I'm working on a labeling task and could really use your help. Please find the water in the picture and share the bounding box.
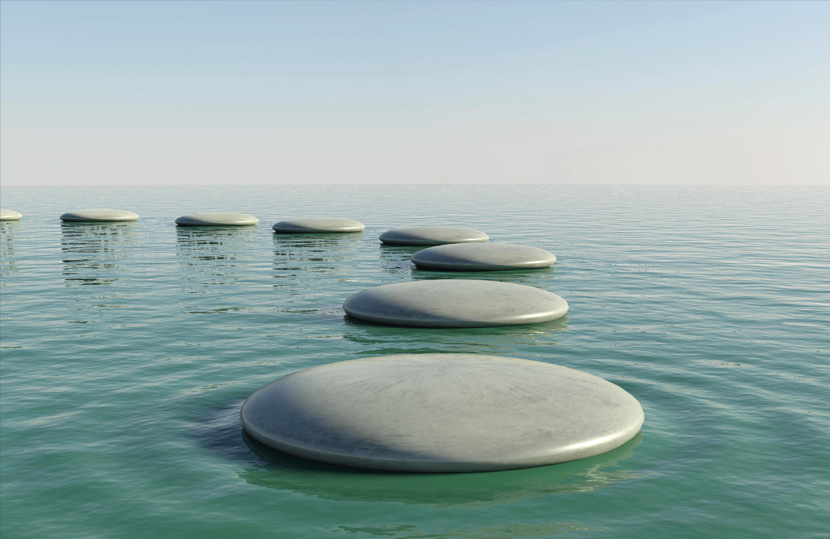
[1,185,828,538]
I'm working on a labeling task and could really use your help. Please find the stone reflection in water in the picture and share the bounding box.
[379,244,421,274]
[1,222,20,280]
[61,222,137,286]
[272,234,363,315]
[239,430,642,507]
[175,226,256,292]
[273,233,362,276]
[340,316,569,357]
[336,521,591,537]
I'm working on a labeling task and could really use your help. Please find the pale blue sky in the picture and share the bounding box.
[1,1,828,186]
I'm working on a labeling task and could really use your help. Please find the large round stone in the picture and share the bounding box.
[60,209,139,222]
[0,209,22,221]
[379,226,488,246]
[343,279,568,327]
[412,243,556,271]
[241,354,644,472]
[273,218,365,233]
[175,212,258,226]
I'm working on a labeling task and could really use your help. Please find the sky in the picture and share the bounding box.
[1,0,828,187]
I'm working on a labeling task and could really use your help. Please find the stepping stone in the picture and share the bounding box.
[412,243,556,271]
[0,209,22,221]
[175,212,258,226]
[60,209,139,222]
[241,353,644,472]
[273,218,365,233]
[379,226,488,246]
[343,279,567,327]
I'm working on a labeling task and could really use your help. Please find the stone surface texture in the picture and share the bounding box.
[411,243,556,271]
[379,226,489,246]
[175,212,258,226]
[241,354,644,472]
[0,209,23,221]
[272,218,365,233]
[60,209,139,222]
[343,279,568,327]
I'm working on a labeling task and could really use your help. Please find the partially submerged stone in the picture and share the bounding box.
[0,209,22,221]
[175,212,258,226]
[343,279,568,327]
[60,209,139,222]
[379,226,488,246]
[241,354,644,472]
[273,218,365,233]
[412,243,556,271]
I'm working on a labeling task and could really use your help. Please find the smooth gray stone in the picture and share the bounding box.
[241,354,644,472]
[412,243,556,271]
[60,209,139,222]
[272,218,365,233]
[175,212,258,226]
[0,209,22,221]
[343,279,568,327]
[379,226,489,246]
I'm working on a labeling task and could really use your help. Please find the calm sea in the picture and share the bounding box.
[1,185,828,538]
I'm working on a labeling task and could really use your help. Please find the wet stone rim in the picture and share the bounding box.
[240,354,644,473]
[175,212,259,226]
[379,226,489,246]
[343,279,568,328]
[411,242,556,271]
[272,218,365,233]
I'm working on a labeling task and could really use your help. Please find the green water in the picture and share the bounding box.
[1,185,828,538]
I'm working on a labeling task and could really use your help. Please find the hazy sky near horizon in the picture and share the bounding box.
[1,1,828,187]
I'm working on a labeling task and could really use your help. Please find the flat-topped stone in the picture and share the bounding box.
[175,212,258,227]
[343,279,567,327]
[379,226,488,246]
[412,243,556,271]
[241,353,644,472]
[273,218,365,234]
[0,209,22,221]
[60,209,139,222]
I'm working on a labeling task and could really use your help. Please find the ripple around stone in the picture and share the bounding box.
[272,218,365,233]
[343,279,568,327]
[240,353,644,472]
[411,243,556,271]
[175,212,259,226]
[379,226,489,246]
[0,209,23,221]
[59,209,139,222]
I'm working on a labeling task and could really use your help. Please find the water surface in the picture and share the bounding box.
[1,185,828,538]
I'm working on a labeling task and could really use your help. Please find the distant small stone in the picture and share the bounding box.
[379,226,488,246]
[273,218,365,233]
[0,209,22,221]
[240,353,644,472]
[175,212,258,226]
[343,279,568,327]
[60,209,139,222]
[412,242,556,271]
